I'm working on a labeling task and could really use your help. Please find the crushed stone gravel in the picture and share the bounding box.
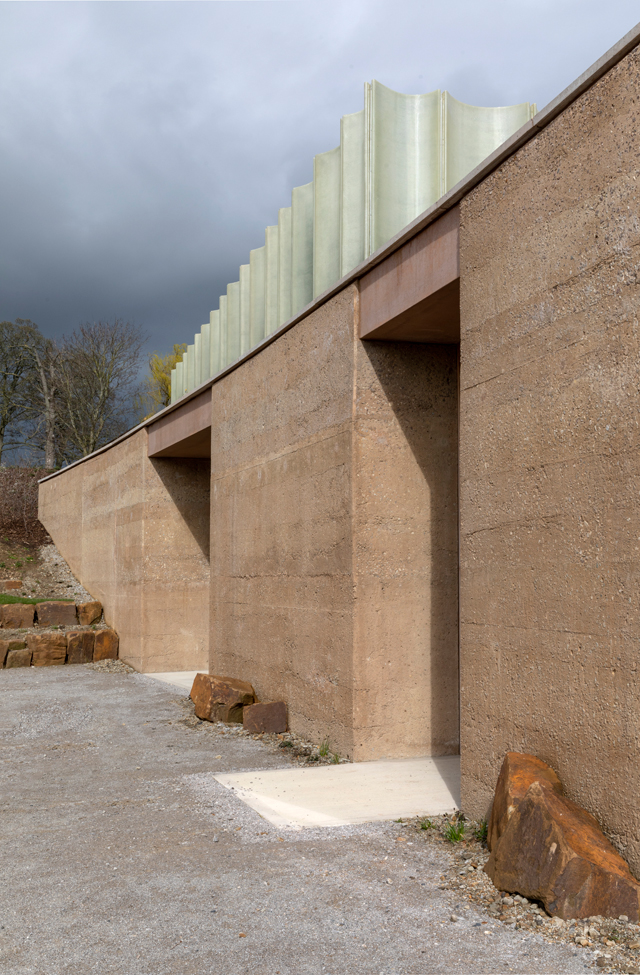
[0,665,598,975]
[400,815,640,974]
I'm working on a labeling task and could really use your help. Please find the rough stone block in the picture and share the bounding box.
[28,632,67,667]
[66,630,95,665]
[243,701,287,734]
[488,751,563,852]
[93,629,119,661]
[76,601,102,625]
[36,601,77,627]
[485,754,640,920]
[0,639,27,666]
[5,648,32,667]
[1,579,23,590]
[190,673,255,723]
[1,603,35,629]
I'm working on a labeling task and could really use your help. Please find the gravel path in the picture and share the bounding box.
[0,667,595,974]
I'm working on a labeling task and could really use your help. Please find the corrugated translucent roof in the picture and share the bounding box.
[171,82,535,402]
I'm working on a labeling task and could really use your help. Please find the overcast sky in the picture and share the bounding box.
[1,0,639,354]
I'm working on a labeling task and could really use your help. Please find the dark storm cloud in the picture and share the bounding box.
[1,0,639,352]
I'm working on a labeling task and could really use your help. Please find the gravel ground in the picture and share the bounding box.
[397,817,639,974]
[0,667,598,975]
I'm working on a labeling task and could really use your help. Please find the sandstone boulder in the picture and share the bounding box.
[77,601,102,625]
[67,630,95,664]
[1,579,23,590]
[5,648,32,667]
[485,754,640,920]
[93,629,119,661]
[487,751,563,851]
[0,639,27,666]
[1,603,35,629]
[190,673,255,723]
[36,601,77,627]
[243,701,287,734]
[28,632,67,666]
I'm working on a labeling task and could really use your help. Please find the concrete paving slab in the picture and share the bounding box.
[143,669,199,692]
[215,756,460,828]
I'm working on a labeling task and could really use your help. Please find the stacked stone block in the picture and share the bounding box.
[0,599,119,668]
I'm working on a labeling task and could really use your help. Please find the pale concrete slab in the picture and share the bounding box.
[143,670,199,692]
[215,755,460,828]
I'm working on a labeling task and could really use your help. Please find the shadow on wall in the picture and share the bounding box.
[150,457,211,561]
[361,340,459,755]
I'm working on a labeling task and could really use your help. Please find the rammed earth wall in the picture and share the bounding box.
[39,287,460,760]
[459,43,640,869]
[210,286,459,760]
[38,25,640,863]
[39,430,210,673]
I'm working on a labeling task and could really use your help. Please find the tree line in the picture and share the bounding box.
[0,318,186,468]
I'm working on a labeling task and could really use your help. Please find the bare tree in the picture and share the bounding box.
[31,340,61,468]
[15,321,63,469]
[56,319,146,459]
[0,319,40,465]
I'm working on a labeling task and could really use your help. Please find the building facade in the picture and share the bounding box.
[40,24,640,872]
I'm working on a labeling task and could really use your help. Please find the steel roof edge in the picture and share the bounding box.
[39,20,640,486]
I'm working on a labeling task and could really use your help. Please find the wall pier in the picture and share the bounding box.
[39,431,210,673]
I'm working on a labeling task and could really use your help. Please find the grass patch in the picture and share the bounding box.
[0,593,74,605]
[444,819,466,843]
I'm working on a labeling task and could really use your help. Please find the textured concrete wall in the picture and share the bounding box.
[210,288,355,752]
[353,339,459,759]
[459,45,640,868]
[211,285,459,759]
[39,430,210,673]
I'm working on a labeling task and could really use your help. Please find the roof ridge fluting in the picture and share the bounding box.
[171,83,535,404]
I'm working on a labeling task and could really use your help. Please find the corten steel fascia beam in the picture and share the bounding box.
[359,206,460,342]
[147,387,211,458]
[38,20,640,486]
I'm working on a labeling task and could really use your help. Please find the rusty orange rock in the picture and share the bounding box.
[1,603,35,629]
[1,579,23,590]
[36,601,77,627]
[28,632,67,666]
[243,701,287,734]
[66,629,95,664]
[487,752,563,852]
[0,638,27,666]
[190,673,255,723]
[485,755,640,920]
[93,629,119,661]
[77,601,102,625]
[5,648,32,667]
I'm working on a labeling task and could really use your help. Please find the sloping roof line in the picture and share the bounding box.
[40,18,640,484]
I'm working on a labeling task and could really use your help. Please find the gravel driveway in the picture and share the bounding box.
[0,666,595,974]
